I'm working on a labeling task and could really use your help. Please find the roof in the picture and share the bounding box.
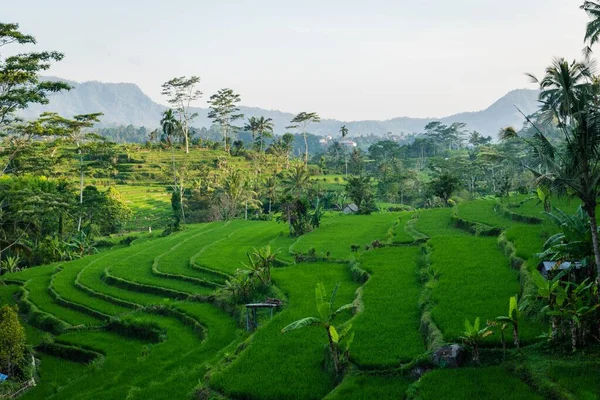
[344,203,359,212]
[245,303,279,308]
[538,260,582,274]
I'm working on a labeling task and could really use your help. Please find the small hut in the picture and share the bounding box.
[245,298,282,331]
[537,260,585,282]
[343,203,359,214]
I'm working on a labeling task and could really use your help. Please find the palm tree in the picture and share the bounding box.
[263,175,278,214]
[244,117,260,150]
[256,117,274,153]
[526,58,591,126]
[282,164,311,197]
[161,109,185,223]
[582,1,600,55]
[502,57,600,281]
[340,125,349,175]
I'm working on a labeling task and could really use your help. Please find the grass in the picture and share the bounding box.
[26,275,102,326]
[2,196,597,399]
[412,366,543,399]
[210,262,360,400]
[390,212,416,244]
[428,234,542,342]
[290,212,398,260]
[351,247,424,367]
[544,361,600,399]
[21,353,91,400]
[325,373,411,399]
[195,220,291,274]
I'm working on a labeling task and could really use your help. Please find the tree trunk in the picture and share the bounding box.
[184,129,189,154]
[513,323,520,349]
[77,151,84,232]
[327,328,340,373]
[268,198,272,214]
[586,204,600,282]
[303,131,308,166]
[245,201,248,220]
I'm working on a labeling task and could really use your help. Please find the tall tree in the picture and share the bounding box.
[0,305,26,377]
[36,112,103,231]
[0,23,70,126]
[289,112,320,166]
[582,1,600,55]
[256,116,274,153]
[340,125,349,175]
[161,109,185,224]
[161,76,202,154]
[244,117,260,150]
[502,56,600,281]
[207,88,244,155]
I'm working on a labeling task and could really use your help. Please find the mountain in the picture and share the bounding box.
[18,77,540,139]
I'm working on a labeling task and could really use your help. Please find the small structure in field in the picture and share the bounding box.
[537,260,584,281]
[245,298,282,331]
[343,203,359,214]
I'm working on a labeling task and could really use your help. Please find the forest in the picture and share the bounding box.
[1,2,600,399]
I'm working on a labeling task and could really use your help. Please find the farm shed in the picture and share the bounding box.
[343,203,359,214]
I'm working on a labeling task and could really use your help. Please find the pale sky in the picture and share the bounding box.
[3,0,591,121]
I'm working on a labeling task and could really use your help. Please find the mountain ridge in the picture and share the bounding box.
[18,77,541,139]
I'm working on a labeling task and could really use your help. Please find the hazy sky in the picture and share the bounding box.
[3,0,591,120]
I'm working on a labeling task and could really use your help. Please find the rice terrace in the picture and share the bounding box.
[2,2,600,399]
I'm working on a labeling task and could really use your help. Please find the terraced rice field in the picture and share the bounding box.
[0,198,586,399]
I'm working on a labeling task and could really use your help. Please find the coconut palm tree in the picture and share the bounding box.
[282,164,312,197]
[526,57,592,126]
[582,1,600,55]
[256,116,274,153]
[263,175,278,214]
[243,117,260,149]
[502,57,600,282]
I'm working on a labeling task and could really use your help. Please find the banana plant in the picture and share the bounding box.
[537,206,595,272]
[459,317,492,364]
[281,282,356,373]
[496,295,523,349]
[241,245,281,286]
[529,269,568,341]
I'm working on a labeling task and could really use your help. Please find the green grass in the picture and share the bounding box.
[545,361,600,399]
[3,196,598,399]
[456,199,515,229]
[290,212,398,260]
[390,212,416,244]
[413,366,543,399]
[195,220,291,274]
[325,373,411,400]
[428,234,542,342]
[21,353,92,400]
[26,275,101,326]
[210,262,359,400]
[23,310,238,400]
[351,247,424,366]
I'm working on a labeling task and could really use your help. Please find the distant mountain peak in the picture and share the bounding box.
[18,77,541,139]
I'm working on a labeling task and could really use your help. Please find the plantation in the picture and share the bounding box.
[2,194,599,399]
[4,5,600,397]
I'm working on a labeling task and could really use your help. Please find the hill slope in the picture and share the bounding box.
[19,77,540,138]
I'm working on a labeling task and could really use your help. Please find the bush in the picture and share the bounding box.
[107,315,166,343]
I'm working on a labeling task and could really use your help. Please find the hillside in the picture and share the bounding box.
[18,78,540,139]
[2,198,597,399]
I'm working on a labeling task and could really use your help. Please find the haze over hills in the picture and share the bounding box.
[18,77,541,139]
